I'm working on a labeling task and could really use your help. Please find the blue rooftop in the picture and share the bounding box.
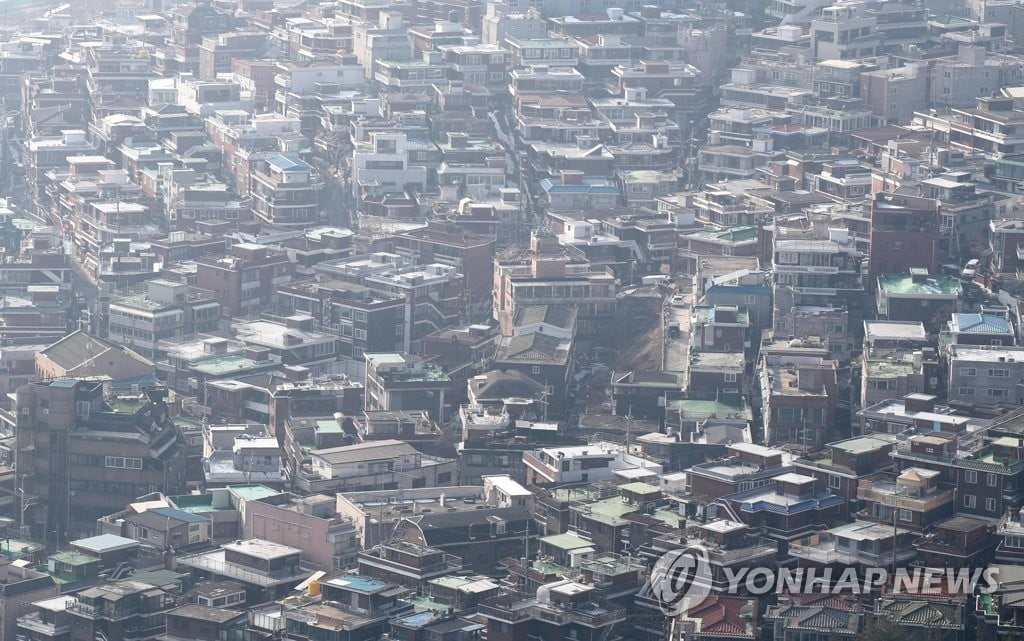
[538,178,619,195]
[951,313,1013,335]
[325,574,392,593]
[266,154,311,172]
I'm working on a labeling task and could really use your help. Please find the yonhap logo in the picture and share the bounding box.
[647,545,713,616]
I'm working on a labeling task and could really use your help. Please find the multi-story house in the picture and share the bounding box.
[794,434,896,519]
[857,467,955,532]
[788,520,917,569]
[876,269,962,334]
[105,279,220,360]
[364,353,452,422]
[477,582,625,641]
[0,561,60,641]
[923,174,994,258]
[176,539,315,604]
[160,604,248,641]
[15,381,186,545]
[351,132,429,199]
[945,311,1016,347]
[392,222,495,303]
[948,345,1024,407]
[690,305,750,354]
[990,218,1024,273]
[249,154,320,227]
[722,472,843,543]
[244,493,359,571]
[493,234,616,336]
[198,32,268,80]
[277,574,411,641]
[233,316,338,375]
[809,2,881,61]
[68,580,178,641]
[759,353,839,449]
[195,242,294,318]
[869,192,942,284]
[686,443,795,501]
[772,223,864,310]
[277,280,406,360]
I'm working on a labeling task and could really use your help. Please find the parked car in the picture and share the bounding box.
[962,258,980,280]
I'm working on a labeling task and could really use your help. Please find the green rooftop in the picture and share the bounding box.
[619,482,660,495]
[830,435,895,455]
[540,532,593,551]
[315,420,344,434]
[581,497,638,525]
[429,576,475,589]
[409,595,449,613]
[877,273,962,297]
[191,354,269,376]
[864,360,917,378]
[51,551,99,567]
[664,398,749,420]
[653,509,684,527]
[229,484,281,502]
[0,537,42,558]
[692,305,750,325]
[132,569,188,588]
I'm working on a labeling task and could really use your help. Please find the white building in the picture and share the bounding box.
[523,443,662,484]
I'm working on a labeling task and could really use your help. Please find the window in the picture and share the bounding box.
[532,365,541,374]
[989,388,1009,398]
[990,369,1010,378]
[395,324,403,336]
[898,509,912,522]
[958,387,976,396]
[988,473,999,487]
[777,252,800,264]
[964,494,977,508]
[960,367,977,376]
[987,498,997,512]
[105,457,143,470]
[825,324,844,334]
[828,474,841,489]
[965,470,978,484]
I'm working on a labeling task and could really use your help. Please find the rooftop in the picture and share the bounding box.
[878,273,962,297]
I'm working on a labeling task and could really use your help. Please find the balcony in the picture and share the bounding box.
[788,539,916,566]
[176,552,317,586]
[857,481,954,512]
